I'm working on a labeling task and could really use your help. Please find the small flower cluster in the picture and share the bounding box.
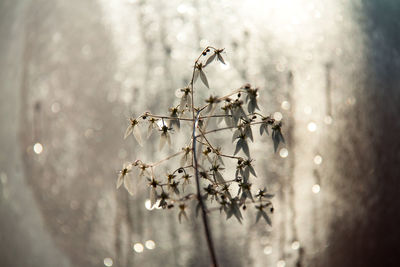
[118,47,285,225]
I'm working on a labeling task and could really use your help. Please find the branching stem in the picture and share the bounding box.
[198,121,264,137]
[192,95,219,266]
[190,46,218,267]
[149,151,184,167]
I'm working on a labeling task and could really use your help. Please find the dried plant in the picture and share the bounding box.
[118,46,285,266]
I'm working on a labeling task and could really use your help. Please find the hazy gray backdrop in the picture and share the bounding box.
[1,0,399,266]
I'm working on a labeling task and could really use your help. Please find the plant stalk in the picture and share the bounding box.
[192,111,219,267]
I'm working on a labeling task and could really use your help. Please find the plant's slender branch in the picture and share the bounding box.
[146,113,195,122]
[192,110,219,267]
[149,151,184,167]
[186,47,220,267]
[199,121,264,137]
[252,112,268,118]
[197,127,217,150]
[219,153,243,160]
[146,113,233,122]
[198,88,243,112]
[194,139,241,160]
[189,45,217,119]
[171,165,194,175]
[216,88,243,102]
[155,188,196,202]
[195,139,210,147]
[206,199,273,213]
[199,114,232,119]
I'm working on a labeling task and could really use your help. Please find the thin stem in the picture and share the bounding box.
[206,199,272,213]
[197,88,243,112]
[197,128,242,161]
[146,113,231,122]
[149,150,184,167]
[192,111,219,267]
[198,121,264,137]
[146,113,194,122]
[218,153,243,160]
[200,114,232,119]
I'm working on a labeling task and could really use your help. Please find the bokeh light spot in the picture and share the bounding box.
[263,245,272,255]
[133,243,144,253]
[281,101,290,110]
[145,240,156,250]
[51,102,61,113]
[314,155,323,165]
[145,199,154,210]
[33,143,43,154]
[279,148,288,158]
[324,115,333,125]
[273,112,283,121]
[307,122,317,132]
[175,88,184,98]
[291,240,300,250]
[103,258,113,267]
[312,184,321,194]
[277,260,286,267]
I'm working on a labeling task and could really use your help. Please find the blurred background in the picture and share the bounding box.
[1,0,399,266]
